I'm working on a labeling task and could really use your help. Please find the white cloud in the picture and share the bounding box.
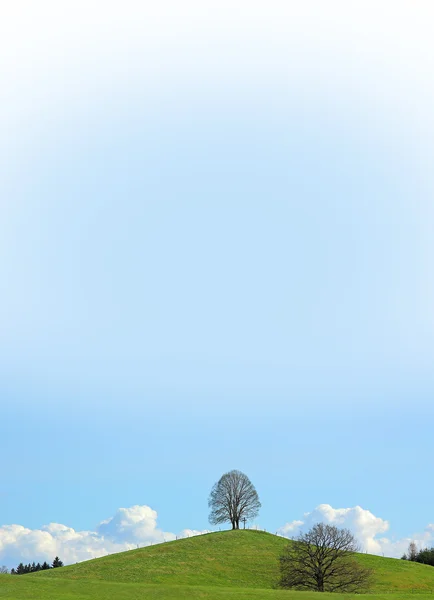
[96,505,174,544]
[178,529,212,539]
[278,504,434,558]
[378,524,434,559]
[0,505,209,569]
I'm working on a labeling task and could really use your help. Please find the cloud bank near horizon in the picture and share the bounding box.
[277,504,434,558]
[0,505,210,568]
[1,503,434,568]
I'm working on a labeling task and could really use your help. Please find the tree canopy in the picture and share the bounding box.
[279,523,372,593]
[208,469,261,530]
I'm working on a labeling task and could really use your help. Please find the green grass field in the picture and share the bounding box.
[1,530,434,599]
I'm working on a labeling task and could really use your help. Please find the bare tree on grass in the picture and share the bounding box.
[407,541,418,561]
[209,470,261,530]
[279,523,373,592]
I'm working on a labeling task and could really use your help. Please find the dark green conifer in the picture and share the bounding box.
[52,556,64,568]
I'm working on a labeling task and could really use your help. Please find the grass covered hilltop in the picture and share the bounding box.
[1,530,434,599]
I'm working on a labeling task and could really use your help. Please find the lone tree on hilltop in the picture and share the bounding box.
[279,523,372,593]
[208,469,261,530]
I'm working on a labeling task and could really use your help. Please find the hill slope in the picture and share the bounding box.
[38,530,286,589]
[33,529,434,591]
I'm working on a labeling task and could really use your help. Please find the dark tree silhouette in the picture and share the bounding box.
[416,547,434,566]
[279,523,372,593]
[208,469,261,530]
[52,556,64,568]
[11,557,63,574]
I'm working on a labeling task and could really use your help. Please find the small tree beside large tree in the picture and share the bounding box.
[208,469,261,530]
[279,523,372,593]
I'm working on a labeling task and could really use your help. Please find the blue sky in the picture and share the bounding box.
[1,0,434,566]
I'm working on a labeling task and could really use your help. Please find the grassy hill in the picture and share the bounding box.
[37,530,287,588]
[1,530,434,599]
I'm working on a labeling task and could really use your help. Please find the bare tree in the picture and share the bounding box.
[0,566,8,574]
[208,470,261,530]
[407,541,418,561]
[279,523,373,593]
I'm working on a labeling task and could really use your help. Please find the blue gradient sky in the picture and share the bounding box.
[1,1,434,561]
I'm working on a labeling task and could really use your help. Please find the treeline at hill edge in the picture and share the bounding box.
[402,541,434,566]
[11,556,64,575]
